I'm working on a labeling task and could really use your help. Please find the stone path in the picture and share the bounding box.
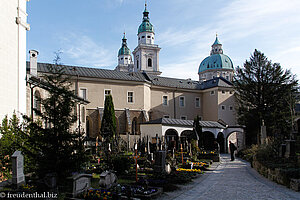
[157,154,300,200]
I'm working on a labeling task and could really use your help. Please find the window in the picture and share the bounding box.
[210,90,215,95]
[230,91,233,94]
[222,90,226,94]
[104,89,111,97]
[179,96,185,107]
[180,116,187,120]
[163,115,170,118]
[34,91,41,112]
[147,36,151,38]
[195,97,200,108]
[136,60,139,69]
[148,58,152,67]
[80,88,87,100]
[142,36,145,38]
[226,75,229,80]
[221,105,226,110]
[163,96,168,106]
[127,91,134,103]
[229,106,233,111]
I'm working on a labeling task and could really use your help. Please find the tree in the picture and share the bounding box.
[193,115,203,148]
[100,94,117,145]
[22,53,87,184]
[233,49,298,145]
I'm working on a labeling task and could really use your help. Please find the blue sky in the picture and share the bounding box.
[27,0,300,81]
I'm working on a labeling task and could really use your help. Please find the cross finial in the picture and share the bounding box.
[216,32,218,37]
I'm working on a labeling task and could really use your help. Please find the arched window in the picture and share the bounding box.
[34,91,41,113]
[148,58,152,67]
[132,117,138,135]
[136,60,139,69]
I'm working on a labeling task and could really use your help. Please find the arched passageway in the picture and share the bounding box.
[203,131,215,150]
[181,130,194,151]
[226,131,244,153]
[165,129,179,151]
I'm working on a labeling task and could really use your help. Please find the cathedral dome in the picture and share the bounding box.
[198,54,233,73]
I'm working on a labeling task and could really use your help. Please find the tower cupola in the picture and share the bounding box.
[137,3,155,45]
[117,32,133,68]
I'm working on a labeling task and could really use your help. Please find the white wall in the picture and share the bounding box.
[0,0,29,120]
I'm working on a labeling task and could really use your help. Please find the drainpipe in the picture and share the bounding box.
[173,87,177,118]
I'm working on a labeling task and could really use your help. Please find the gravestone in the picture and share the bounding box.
[99,171,117,189]
[69,174,92,197]
[154,151,166,172]
[285,140,296,158]
[12,151,25,186]
[260,120,267,144]
[165,164,171,174]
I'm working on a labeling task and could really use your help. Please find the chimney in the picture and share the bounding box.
[29,50,39,76]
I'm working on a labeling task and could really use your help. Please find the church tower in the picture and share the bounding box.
[132,3,161,75]
[115,33,134,72]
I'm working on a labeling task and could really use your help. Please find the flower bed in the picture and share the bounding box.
[176,168,202,173]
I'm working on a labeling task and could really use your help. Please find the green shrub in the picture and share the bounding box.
[112,155,131,175]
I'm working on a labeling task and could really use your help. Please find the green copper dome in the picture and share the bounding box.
[198,54,233,73]
[138,3,154,34]
[138,21,154,34]
[118,34,131,56]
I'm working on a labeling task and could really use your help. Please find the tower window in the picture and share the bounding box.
[147,36,151,38]
[137,60,139,69]
[142,36,145,38]
[148,58,152,67]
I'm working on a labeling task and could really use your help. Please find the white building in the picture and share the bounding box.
[0,0,30,121]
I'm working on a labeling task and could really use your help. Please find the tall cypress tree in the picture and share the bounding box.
[233,49,298,145]
[101,94,116,142]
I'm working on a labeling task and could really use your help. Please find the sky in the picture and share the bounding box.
[26,0,300,81]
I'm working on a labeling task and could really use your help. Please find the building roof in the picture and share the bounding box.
[26,62,232,90]
[212,36,221,46]
[142,118,226,129]
[199,54,234,73]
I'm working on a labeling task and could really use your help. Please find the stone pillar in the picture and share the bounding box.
[12,151,25,186]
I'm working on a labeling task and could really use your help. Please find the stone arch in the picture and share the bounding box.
[180,130,194,151]
[217,132,225,153]
[203,131,215,150]
[132,117,138,135]
[165,129,179,151]
[226,131,244,153]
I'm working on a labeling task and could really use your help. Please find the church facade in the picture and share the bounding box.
[26,3,243,151]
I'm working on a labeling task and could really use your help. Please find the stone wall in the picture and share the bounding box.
[252,160,299,190]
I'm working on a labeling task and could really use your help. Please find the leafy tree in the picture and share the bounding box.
[22,54,88,184]
[233,49,298,145]
[100,94,116,142]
